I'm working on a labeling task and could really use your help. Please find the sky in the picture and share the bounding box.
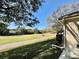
[8,0,78,30]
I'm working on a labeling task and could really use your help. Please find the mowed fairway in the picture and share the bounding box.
[0,33,55,45]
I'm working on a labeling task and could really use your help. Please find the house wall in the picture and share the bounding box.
[65,21,79,58]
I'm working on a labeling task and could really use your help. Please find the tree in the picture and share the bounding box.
[0,0,44,27]
[47,16,63,33]
[0,23,9,35]
[0,0,44,35]
[34,28,39,33]
[48,2,79,32]
[47,16,57,31]
[53,2,79,19]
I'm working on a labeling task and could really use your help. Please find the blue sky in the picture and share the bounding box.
[8,0,78,30]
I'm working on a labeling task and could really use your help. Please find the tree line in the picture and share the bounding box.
[0,27,54,36]
[0,28,42,35]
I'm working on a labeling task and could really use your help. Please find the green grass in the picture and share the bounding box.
[0,38,62,59]
[0,35,36,45]
[0,34,55,45]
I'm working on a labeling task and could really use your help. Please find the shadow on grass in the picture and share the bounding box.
[0,38,62,59]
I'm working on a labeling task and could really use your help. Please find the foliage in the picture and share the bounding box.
[0,0,44,27]
[0,0,44,35]
[26,29,34,34]
[34,28,42,34]
[42,28,52,33]
[47,16,63,32]
[8,28,42,35]
[48,2,79,32]
[0,23,9,35]
[53,2,79,18]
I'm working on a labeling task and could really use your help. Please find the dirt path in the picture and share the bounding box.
[0,33,55,52]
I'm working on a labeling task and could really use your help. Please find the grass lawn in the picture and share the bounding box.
[0,33,55,45]
[0,38,62,59]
